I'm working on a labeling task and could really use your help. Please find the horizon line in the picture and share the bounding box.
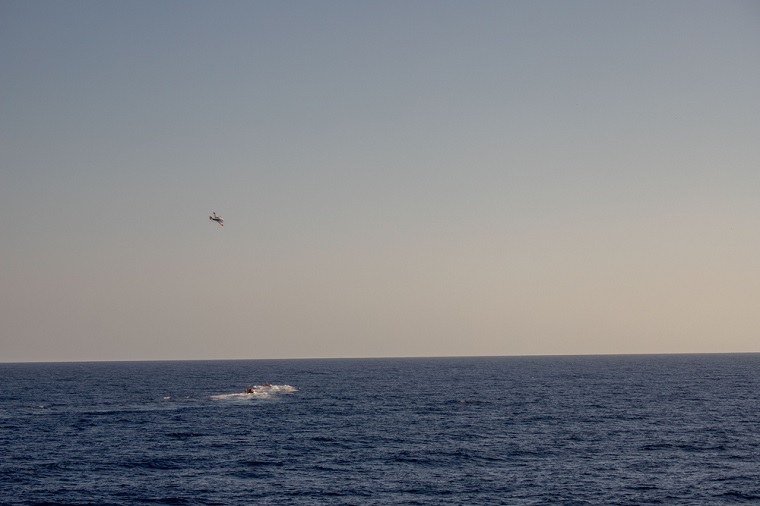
[2,350,759,365]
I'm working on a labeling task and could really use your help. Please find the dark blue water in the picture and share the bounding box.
[2,355,760,505]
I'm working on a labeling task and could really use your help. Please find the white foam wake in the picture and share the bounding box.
[210,384,297,401]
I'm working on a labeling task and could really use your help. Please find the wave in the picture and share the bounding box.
[210,384,297,401]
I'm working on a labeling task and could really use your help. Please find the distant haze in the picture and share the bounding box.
[2,1,759,362]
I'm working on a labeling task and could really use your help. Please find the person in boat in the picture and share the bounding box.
[245,387,254,394]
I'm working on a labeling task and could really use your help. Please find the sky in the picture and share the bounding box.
[1,1,759,362]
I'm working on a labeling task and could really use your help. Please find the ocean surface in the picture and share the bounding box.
[2,355,759,505]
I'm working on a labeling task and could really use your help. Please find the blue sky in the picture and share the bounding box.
[2,1,759,361]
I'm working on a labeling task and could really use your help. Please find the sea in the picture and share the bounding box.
[1,354,759,505]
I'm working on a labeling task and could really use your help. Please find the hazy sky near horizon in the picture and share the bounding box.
[2,1,759,362]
